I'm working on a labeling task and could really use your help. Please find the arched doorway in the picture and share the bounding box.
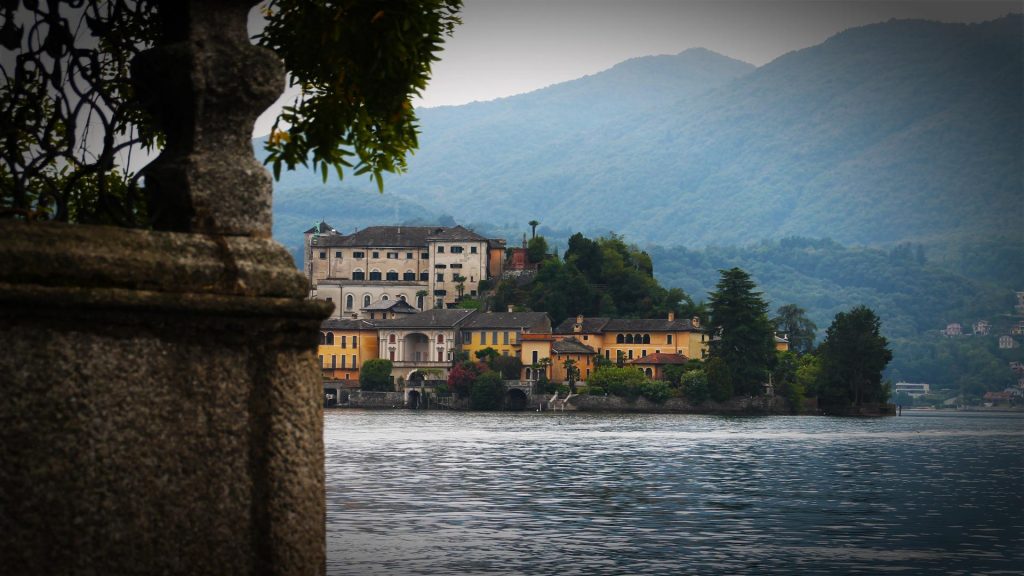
[506,388,528,411]
[408,389,421,409]
[409,371,425,384]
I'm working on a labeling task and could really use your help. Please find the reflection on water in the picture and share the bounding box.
[325,411,1024,575]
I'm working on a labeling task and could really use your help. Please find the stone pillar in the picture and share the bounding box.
[0,1,329,574]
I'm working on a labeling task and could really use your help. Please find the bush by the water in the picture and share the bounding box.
[470,371,505,410]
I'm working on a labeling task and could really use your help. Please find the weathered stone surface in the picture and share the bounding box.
[0,221,331,575]
[133,0,284,236]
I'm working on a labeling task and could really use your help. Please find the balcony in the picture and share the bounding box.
[391,360,451,369]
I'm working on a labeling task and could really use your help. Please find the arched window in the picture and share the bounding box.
[634,334,643,344]
[437,334,444,344]
[642,334,651,344]
[645,368,652,377]
[369,269,382,281]
[319,332,326,345]
[326,332,335,345]
[345,294,354,310]
[386,270,399,281]
[625,334,634,344]
[403,271,416,281]
[616,334,625,344]
[352,268,365,280]
[363,295,371,308]
[382,295,389,301]
[398,294,407,301]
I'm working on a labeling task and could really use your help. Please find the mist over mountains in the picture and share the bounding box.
[272,14,1022,253]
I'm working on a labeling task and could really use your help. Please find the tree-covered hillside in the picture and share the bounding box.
[269,15,1021,253]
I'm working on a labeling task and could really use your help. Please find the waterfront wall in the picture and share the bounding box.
[565,394,792,414]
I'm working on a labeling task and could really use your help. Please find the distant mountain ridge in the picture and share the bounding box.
[270,14,1021,254]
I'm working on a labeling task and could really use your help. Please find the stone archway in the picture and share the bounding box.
[408,389,422,409]
[506,388,528,411]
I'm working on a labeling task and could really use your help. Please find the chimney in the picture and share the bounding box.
[574,314,583,333]
[668,311,675,322]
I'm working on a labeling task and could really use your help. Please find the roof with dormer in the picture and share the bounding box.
[553,316,701,334]
[461,311,551,332]
[361,299,419,313]
[375,309,477,329]
[321,318,378,331]
[551,337,597,355]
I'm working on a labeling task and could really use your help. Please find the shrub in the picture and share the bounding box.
[639,380,671,404]
[587,386,606,396]
[680,370,710,404]
[470,371,505,410]
[589,366,646,398]
[359,359,393,391]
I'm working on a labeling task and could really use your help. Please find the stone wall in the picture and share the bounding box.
[565,394,792,414]
[0,220,330,575]
[338,390,407,408]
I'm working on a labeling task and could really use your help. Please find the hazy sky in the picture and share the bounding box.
[253,1,1019,134]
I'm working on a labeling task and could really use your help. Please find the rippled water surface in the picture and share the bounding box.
[325,411,1023,575]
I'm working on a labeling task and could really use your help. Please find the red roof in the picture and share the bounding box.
[627,352,689,365]
[984,391,1013,401]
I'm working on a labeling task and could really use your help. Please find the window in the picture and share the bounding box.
[606,350,610,359]
[583,335,589,340]
[335,251,342,258]
[386,271,399,281]
[341,356,346,368]
[389,334,396,343]
[628,350,634,359]
[625,334,634,344]
[403,271,416,281]
[381,295,389,301]
[451,274,461,282]
[363,295,371,307]
[503,331,509,345]
[330,355,336,368]
[346,295,354,310]
[372,252,379,258]
[492,331,499,345]
[436,273,444,282]
[450,263,462,269]
[420,272,428,281]
[369,270,382,281]
[398,294,406,301]
[437,334,445,344]
[341,335,347,348]
[318,354,323,366]
[667,334,673,344]
[451,246,463,254]
[437,246,445,253]
[643,334,651,344]
[434,290,446,296]
[351,354,356,368]
[470,290,477,296]
[319,332,326,345]
[645,368,653,377]
[319,251,326,259]
[386,252,399,259]
[406,252,413,259]
[641,350,647,357]
[353,251,365,258]
[326,332,335,345]
[470,246,477,254]
[325,297,332,303]
[352,270,365,280]
[435,264,447,269]
[463,332,472,344]
[532,351,539,364]
[616,334,625,344]
[421,252,429,259]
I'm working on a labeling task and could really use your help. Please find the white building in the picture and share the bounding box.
[893,382,931,398]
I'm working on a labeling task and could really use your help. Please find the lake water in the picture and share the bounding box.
[325,410,1023,575]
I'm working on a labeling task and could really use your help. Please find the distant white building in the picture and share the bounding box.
[999,335,1019,349]
[893,382,931,398]
[944,323,962,337]
[973,320,991,336]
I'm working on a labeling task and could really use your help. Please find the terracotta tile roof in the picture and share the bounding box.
[627,352,689,365]
[361,299,418,313]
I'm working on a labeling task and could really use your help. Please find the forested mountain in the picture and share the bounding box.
[270,14,1021,253]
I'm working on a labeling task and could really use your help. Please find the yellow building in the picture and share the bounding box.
[552,312,708,364]
[774,334,790,352]
[318,319,380,385]
[550,337,598,383]
[459,311,551,359]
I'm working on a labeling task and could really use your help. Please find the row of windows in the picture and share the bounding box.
[461,330,514,346]
[344,294,418,310]
[388,334,446,344]
[320,332,360,347]
[319,354,358,369]
[615,334,671,345]
[352,270,425,281]
[436,245,477,254]
[319,251,430,260]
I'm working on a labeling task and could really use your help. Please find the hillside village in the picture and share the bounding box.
[306,221,796,408]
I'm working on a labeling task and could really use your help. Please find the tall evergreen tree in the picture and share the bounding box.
[818,306,893,408]
[707,267,774,396]
[772,304,818,355]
